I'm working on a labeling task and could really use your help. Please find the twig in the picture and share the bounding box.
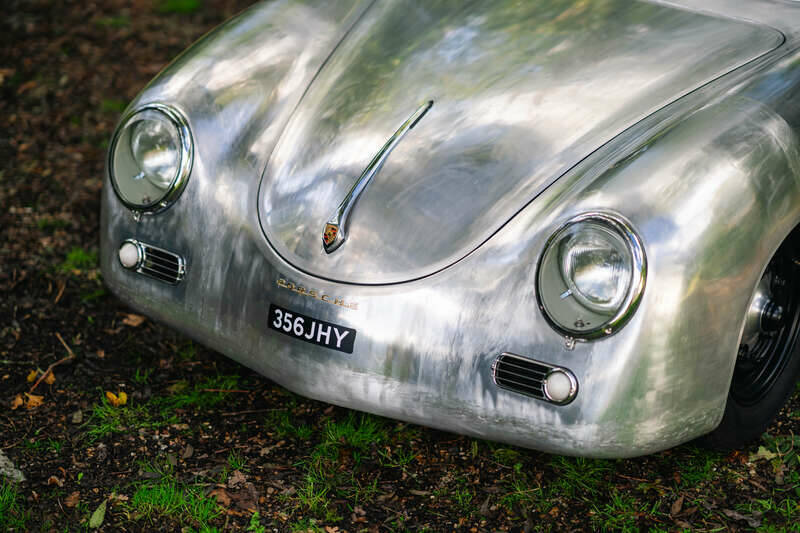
[0,360,32,365]
[220,408,286,416]
[616,473,651,483]
[28,333,76,393]
[54,280,66,304]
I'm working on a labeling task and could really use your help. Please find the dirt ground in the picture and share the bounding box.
[2,1,800,531]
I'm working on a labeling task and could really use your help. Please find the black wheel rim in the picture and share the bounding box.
[732,246,800,406]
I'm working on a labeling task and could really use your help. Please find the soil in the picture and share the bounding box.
[2,1,800,532]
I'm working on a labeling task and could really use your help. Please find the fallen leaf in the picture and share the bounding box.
[671,495,684,516]
[89,500,107,529]
[750,446,777,462]
[181,444,194,459]
[228,470,247,489]
[166,381,188,394]
[122,314,145,327]
[64,491,80,508]
[96,349,105,359]
[722,509,762,528]
[71,409,83,424]
[16,79,37,94]
[47,476,64,487]
[209,488,231,507]
[105,391,127,407]
[26,369,37,382]
[25,393,44,409]
[11,394,23,410]
[44,371,55,385]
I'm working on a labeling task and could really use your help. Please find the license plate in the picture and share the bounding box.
[268,303,356,354]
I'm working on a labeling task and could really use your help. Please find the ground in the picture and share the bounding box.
[2,1,800,531]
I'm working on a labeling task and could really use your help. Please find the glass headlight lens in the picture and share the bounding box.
[559,223,632,313]
[109,104,192,211]
[537,213,645,338]
[129,114,181,189]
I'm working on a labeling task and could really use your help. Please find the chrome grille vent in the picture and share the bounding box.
[492,353,577,404]
[119,239,185,285]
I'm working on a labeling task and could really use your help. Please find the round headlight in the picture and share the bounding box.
[537,213,646,339]
[109,104,192,212]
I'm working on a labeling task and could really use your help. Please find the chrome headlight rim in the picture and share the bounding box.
[536,211,647,340]
[108,102,193,214]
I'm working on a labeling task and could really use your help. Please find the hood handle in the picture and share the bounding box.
[322,100,433,254]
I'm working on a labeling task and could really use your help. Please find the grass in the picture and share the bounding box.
[156,374,241,410]
[547,456,613,499]
[94,15,130,28]
[289,412,390,519]
[86,393,172,441]
[0,478,28,531]
[60,247,98,272]
[22,437,64,455]
[246,512,267,533]
[36,216,69,231]
[125,477,221,527]
[676,446,723,487]
[87,375,240,440]
[133,367,154,385]
[590,489,649,532]
[156,0,201,14]
[101,98,127,112]
[264,409,312,440]
[227,450,248,472]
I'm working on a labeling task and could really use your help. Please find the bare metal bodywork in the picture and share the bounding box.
[101,0,800,457]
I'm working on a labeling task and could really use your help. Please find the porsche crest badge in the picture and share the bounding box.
[323,223,339,249]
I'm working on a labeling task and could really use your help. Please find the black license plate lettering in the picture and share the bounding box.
[268,303,356,354]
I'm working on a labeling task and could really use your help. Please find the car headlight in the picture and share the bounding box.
[537,212,646,339]
[108,103,193,212]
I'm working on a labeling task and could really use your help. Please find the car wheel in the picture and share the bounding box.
[705,230,800,449]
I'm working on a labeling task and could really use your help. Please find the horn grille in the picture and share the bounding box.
[120,239,185,285]
[492,352,577,404]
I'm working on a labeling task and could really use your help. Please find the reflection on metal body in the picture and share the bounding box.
[323,100,433,253]
[100,0,800,457]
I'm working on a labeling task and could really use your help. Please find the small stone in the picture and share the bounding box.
[71,409,83,424]
[0,450,25,483]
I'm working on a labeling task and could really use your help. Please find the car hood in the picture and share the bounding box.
[257,0,781,285]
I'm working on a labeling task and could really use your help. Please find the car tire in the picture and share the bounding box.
[705,229,800,449]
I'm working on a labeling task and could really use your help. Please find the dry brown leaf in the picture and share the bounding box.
[10,394,23,410]
[25,393,44,409]
[122,314,145,327]
[44,371,56,385]
[227,470,247,489]
[671,495,684,516]
[64,491,80,508]
[105,391,127,407]
[209,488,231,507]
[47,476,64,487]
[96,349,106,359]
[26,369,38,382]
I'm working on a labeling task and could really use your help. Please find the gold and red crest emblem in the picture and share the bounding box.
[323,223,338,247]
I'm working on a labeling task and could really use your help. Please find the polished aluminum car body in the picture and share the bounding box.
[101,0,800,457]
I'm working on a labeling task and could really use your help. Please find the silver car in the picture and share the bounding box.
[101,0,800,457]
